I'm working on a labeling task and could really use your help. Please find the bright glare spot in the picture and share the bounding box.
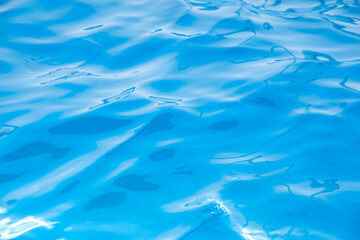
[0,216,54,239]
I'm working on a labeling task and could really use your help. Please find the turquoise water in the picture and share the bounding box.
[1,0,360,239]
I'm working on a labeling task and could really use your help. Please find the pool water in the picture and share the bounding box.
[1,0,360,239]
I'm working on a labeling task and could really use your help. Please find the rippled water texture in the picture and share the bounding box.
[1,0,360,239]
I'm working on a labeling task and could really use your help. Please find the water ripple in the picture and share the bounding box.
[1,0,360,239]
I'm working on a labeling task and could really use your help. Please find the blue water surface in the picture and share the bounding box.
[1,0,360,239]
